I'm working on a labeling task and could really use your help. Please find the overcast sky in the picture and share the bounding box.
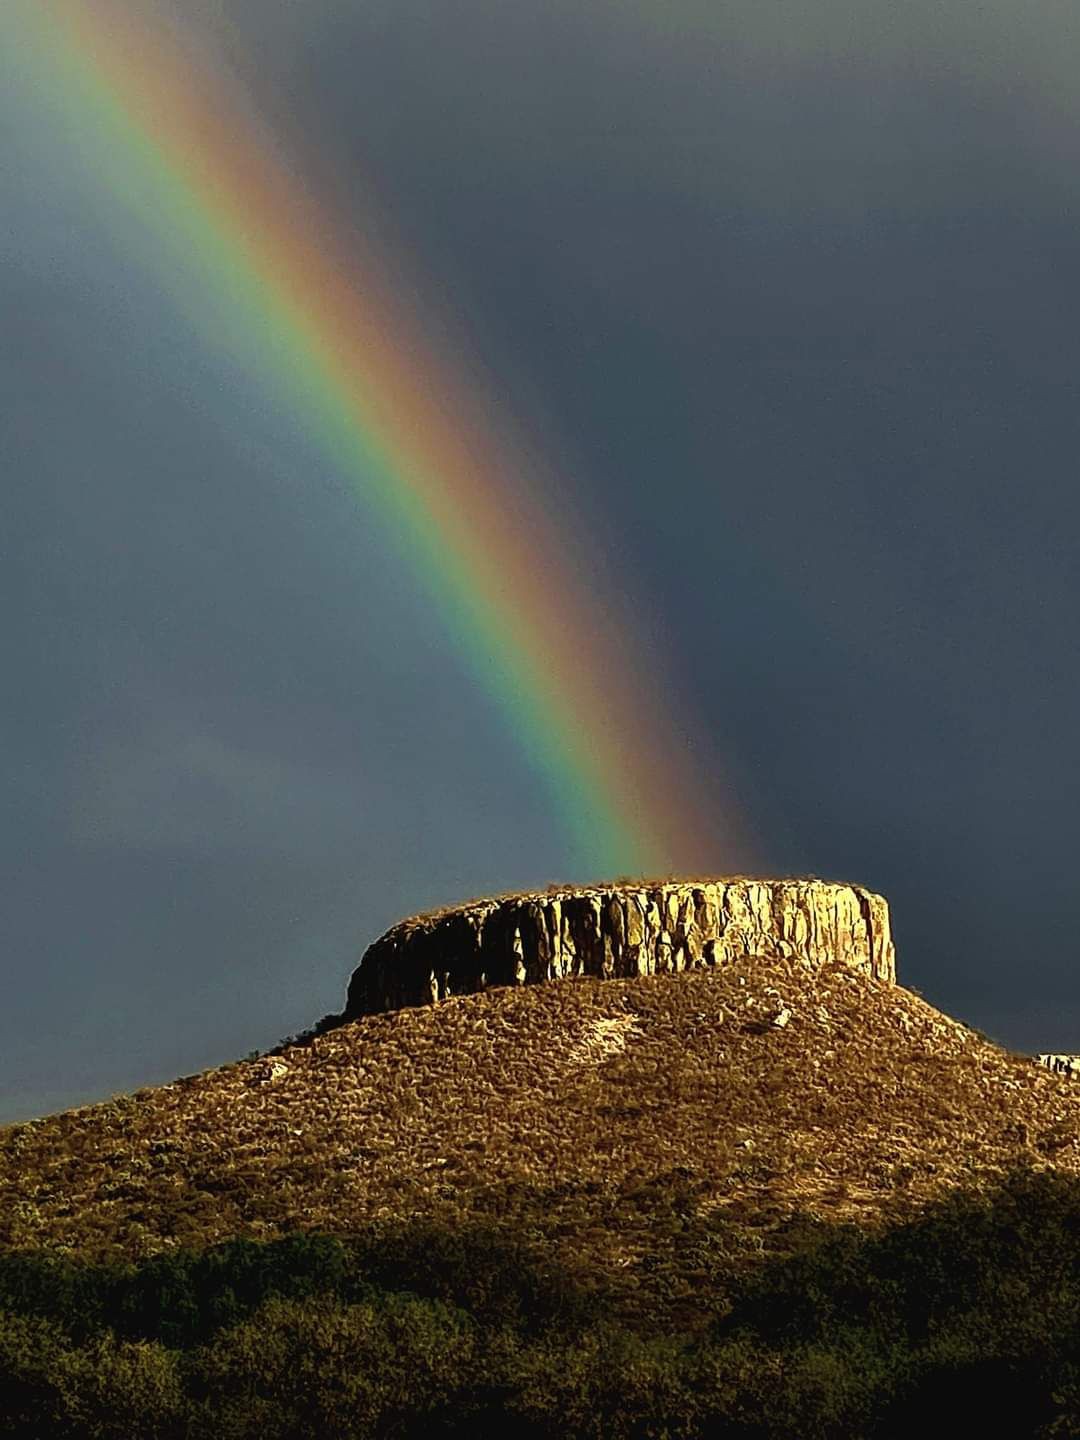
[3,0,1079,1122]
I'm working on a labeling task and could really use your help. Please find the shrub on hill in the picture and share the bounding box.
[4,1165,1080,1437]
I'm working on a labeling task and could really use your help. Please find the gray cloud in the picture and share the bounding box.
[3,0,1079,1119]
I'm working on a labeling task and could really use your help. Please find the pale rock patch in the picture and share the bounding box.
[561,1014,643,1071]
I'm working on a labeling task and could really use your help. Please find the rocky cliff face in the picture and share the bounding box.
[345,877,895,1017]
[1037,1055,1080,1079]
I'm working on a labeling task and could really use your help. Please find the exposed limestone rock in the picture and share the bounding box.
[345,878,896,1017]
[252,1059,290,1084]
[1036,1054,1080,1079]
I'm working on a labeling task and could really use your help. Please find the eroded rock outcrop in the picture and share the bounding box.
[345,878,895,1017]
[1037,1055,1080,1079]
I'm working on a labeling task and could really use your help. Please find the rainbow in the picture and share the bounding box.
[9,0,755,876]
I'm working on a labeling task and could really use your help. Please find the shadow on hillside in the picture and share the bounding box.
[4,1163,1080,1436]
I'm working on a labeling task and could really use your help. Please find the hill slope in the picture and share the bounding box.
[4,951,1079,1330]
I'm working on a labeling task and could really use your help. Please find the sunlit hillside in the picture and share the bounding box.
[4,949,1078,1333]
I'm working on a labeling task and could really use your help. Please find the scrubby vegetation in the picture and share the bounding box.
[3,1166,1080,1437]
[3,960,1074,1284]
[6,954,1080,1433]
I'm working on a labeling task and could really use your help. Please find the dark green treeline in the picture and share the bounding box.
[3,1167,1080,1438]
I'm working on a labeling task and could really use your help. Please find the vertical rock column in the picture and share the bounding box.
[345,878,896,1017]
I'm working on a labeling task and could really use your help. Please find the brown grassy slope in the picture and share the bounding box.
[3,954,1079,1328]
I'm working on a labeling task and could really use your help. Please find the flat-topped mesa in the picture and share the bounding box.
[345,877,896,1018]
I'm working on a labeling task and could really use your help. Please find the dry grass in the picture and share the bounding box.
[2,952,1076,1328]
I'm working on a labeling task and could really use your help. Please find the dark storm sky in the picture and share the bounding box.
[3,0,1078,1122]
